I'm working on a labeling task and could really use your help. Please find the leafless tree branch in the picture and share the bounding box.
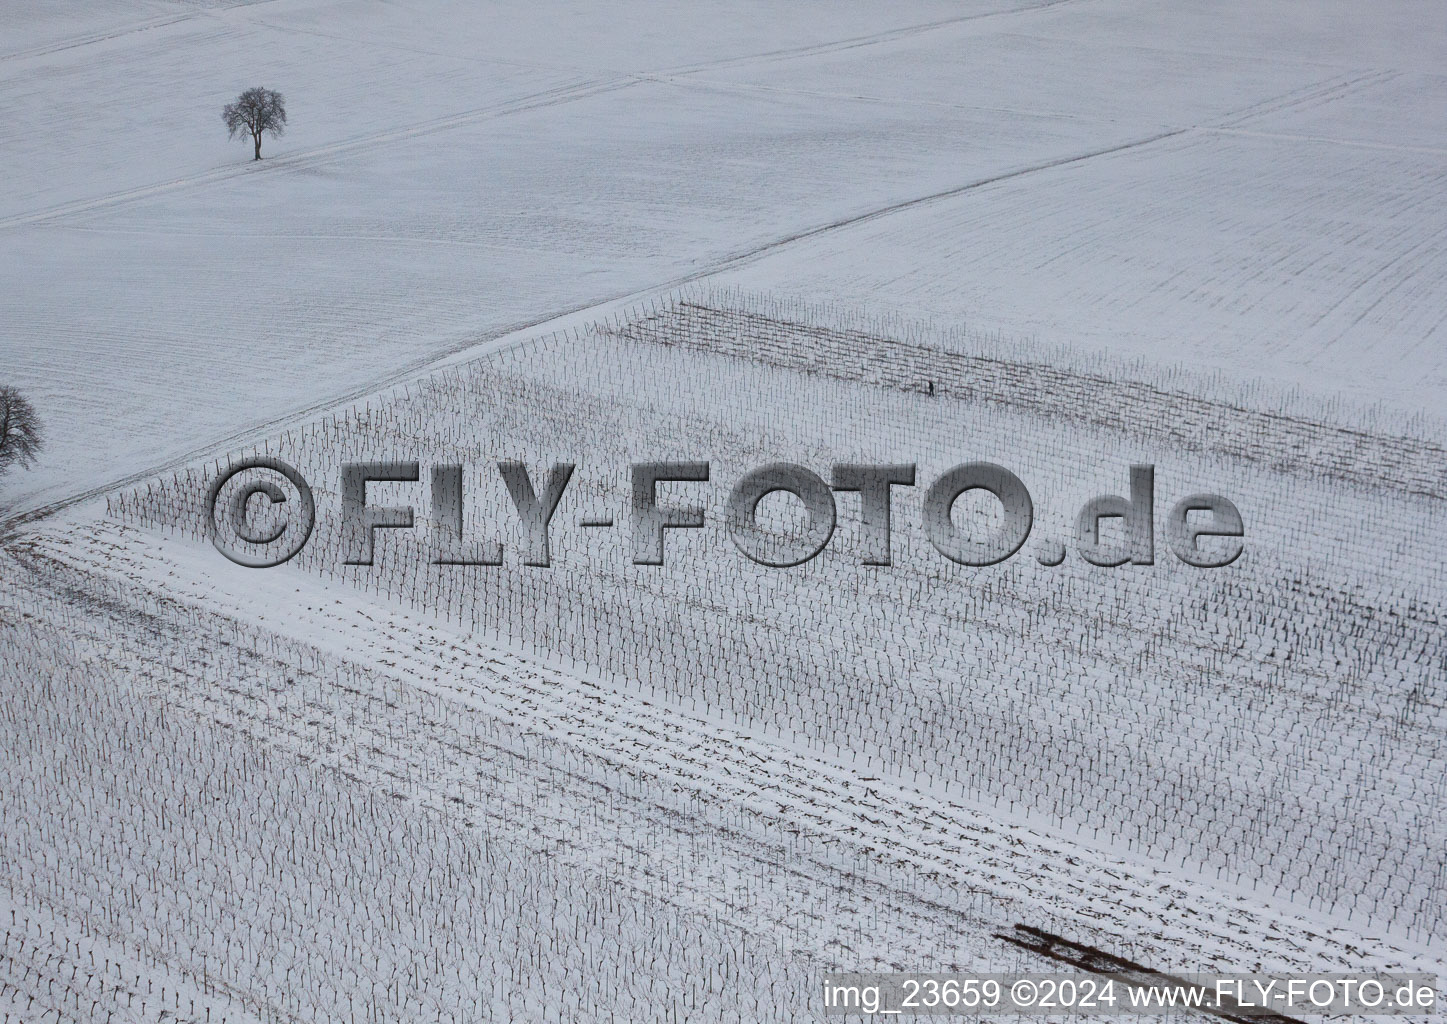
[0,387,44,479]
[222,87,287,160]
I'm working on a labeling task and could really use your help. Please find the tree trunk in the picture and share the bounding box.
[253,133,262,160]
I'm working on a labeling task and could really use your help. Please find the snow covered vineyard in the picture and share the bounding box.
[5,0,1447,1017]
[0,293,1439,1021]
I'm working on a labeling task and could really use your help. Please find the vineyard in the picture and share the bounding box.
[0,290,1433,1021]
[0,556,823,1023]
[106,290,1447,940]
[4,0,1445,1019]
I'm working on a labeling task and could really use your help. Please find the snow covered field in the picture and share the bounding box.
[7,292,1446,1020]
[2,0,1445,1021]
[4,0,1446,514]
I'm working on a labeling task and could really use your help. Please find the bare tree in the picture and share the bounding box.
[223,87,287,161]
[0,387,43,480]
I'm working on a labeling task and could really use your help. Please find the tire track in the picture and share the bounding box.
[1200,125,1447,158]
[0,0,298,64]
[656,0,1088,78]
[704,126,1192,272]
[0,12,196,63]
[1214,69,1399,129]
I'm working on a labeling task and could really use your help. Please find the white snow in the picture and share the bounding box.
[2,0,1445,1020]
[4,0,1445,513]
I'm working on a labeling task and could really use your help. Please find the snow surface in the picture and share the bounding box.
[4,0,1445,514]
[2,1,1445,1021]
